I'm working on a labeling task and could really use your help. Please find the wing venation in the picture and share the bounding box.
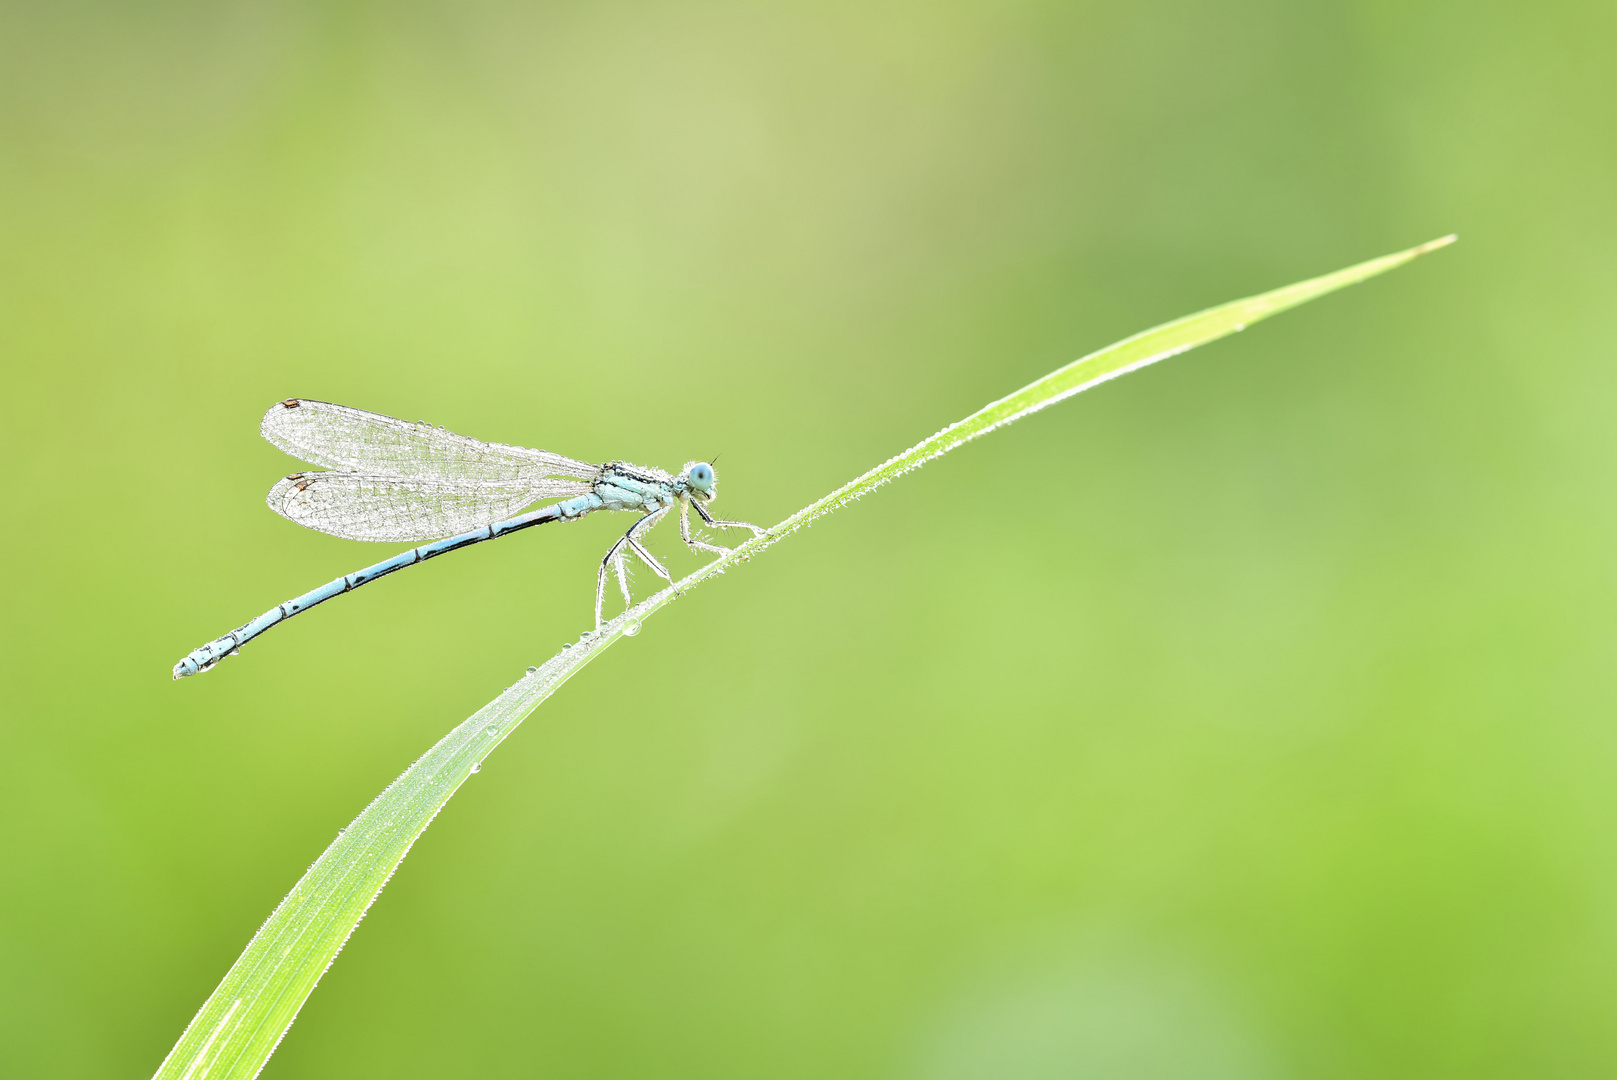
[261,399,599,481]
[266,471,592,542]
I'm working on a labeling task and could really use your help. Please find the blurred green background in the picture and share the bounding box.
[2,0,1614,1076]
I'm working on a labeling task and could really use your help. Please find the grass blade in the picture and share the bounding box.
[154,236,1453,1079]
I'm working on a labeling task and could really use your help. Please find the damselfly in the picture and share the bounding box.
[173,399,765,679]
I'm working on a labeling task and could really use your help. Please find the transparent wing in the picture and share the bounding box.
[261,399,600,482]
[266,471,594,543]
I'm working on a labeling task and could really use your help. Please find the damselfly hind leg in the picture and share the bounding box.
[594,507,675,630]
[613,554,632,611]
[596,552,621,630]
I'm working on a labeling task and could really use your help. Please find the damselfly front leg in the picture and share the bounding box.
[679,499,732,557]
[691,498,769,540]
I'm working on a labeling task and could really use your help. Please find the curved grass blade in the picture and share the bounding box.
[153,236,1454,1079]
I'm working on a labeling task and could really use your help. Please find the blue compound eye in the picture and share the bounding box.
[688,463,715,491]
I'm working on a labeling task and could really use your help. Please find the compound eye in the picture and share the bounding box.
[688,463,715,491]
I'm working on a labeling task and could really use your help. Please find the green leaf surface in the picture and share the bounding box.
[154,236,1454,1080]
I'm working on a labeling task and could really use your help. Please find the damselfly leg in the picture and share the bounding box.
[679,500,731,557]
[596,507,675,629]
[691,498,770,539]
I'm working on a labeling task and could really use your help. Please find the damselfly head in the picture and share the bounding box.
[684,461,717,497]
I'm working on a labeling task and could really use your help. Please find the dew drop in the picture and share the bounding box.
[526,665,538,673]
[485,726,498,736]
[623,620,641,637]
[469,761,482,774]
